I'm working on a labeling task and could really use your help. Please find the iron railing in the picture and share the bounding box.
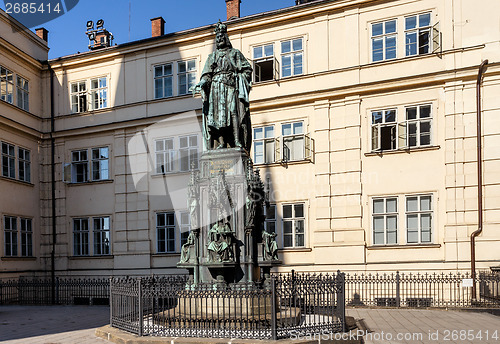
[343,271,500,308]
[0,276,109,305]
[110,272,345,340]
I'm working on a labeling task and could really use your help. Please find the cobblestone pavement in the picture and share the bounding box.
[1,306,499,344]
[347,308,500,344]
[0,305,109,344]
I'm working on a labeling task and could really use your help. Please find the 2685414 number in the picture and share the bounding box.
[5,2,61,14]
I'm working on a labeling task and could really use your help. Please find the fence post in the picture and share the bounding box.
[138,278,143,337]
[109,278,113,327]
[271,276,277,340]
[336,271,346,332]
[396,271,401,307]
[55,277,60,305]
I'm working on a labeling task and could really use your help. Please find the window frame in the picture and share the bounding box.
[252,43,277,83]
[155,138,176,174]
[179,211,190,248]
[154,63,173,99]
[404,104,432,148]
[281,121,305,162]
[90,76,108,110]
[179,135,199,172]
[73,217,90,256]
[405,13,432,57]
[18,147,31,182]
[177,59,197,96]
[93,216,111,255]
[0,65,14,104]
[282,202,306,248]
[2,142,16,179]
[405,194,433,244]
[20,217,33,257]
[372,197,399,245]
[69,147,110,183]
[371,19,397,62]
[4,215,18,257]
[156,212,176,253]
[371,108,398,152]
[69,76,109,114]
[280,37,304,78]
[16,75,29,111]
[253,125,275,164]
[70,80,87,113]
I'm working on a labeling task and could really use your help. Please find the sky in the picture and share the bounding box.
[0,0,296,59]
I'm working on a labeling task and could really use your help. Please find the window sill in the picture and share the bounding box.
[0,175,34,186]
[1,256,37,261]
[367,243,440,250]
[151,171,193,178]
[66,179,114,186]
[365,145,440,157]
[152,252,180,257]
[254,158,312,168]
[69,255,114,259]
[278,247,312,253]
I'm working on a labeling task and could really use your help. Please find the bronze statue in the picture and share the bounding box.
[207,219,234,262]
[180,231,196,263]
[262,230,278,261]
[192,21,252,151]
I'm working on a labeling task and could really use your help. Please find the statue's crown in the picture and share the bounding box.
[214,20,227,35]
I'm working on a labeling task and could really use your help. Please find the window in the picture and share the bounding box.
[404,104,432,147]
[68,147,109,183]
[179,212,190,247]
[0,66,13,104]
[70,77,108,113]
[405,13,431,56]
[4,216,17,256]
[157,212,175,253]
[2,142,15,179]
[282,122,304,161]
[71,81,87,113]
[371,19,397,62]
[90,77,108,110]
[155,138,175,174]
[73,217,110,256]
[154,63,173,99]
[283,203,305,248]
[18,147,31,182]
[91,147,109,181]
[178,60,196,95]
[265,204,276,233]
[406,195,432,244]
[179,135,198,171]
[16,76,29,111]
[20,218,33,257]
[372,198,398,245]
[71,150,88,183]
[93,217,111,255]
[281,38,303,78]
[73,218,89,256]
[253,44,277,82]
[253,126,275,164]
[371,109,397,151]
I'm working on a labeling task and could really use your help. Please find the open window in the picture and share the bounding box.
[371,109,397,152]
[276,121,314,163]
[253,44,278,82]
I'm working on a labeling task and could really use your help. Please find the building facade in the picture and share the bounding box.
[1,0,500,278]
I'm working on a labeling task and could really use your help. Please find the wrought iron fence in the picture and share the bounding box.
[110,272,345,340]
[343,271,500,308]
[0,276,109,305]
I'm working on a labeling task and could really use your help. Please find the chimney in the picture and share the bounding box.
[226,0,241,20]
[35,27,48,42]
[151,17,165,37]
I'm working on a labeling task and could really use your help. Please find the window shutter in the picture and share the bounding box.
[398,121,408,150]
[274,136,281,162]
[432,22,441,54]
[304,133,313,161]
[274,56,280,81]
[371,125,380,152]
[62,163,71,183]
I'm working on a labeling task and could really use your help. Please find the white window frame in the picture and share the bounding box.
[282,203,305,248]
[371,19,397,62]
[4,215,18,256]
[93,216,111,255]
[253,125,275,164]
[281,121,305,162]
[177,59,197,95]
[20,218,33,257]
[16,75,29,111]
[372,197,398,245]
[155,138,175,174]
[0,66,14,104]
[403,104,432,148]
[371,109,397,152]
[405,13,431,57]
[70,80,87,113]
[90,76,108,110]
[70,76,109,113]
[68,147,110,183]
[252,43,279,82]
[406,194,433,244]
[157,212,176,253]
[73,218,90,256]
[18,147,31,182]
[91,147,109,181]
[179,135,199,172]
[280,37,303,78]
[154,63,173,99]
[71,149,89,183]
[2,142,16,179]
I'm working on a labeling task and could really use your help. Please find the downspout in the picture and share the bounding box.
[49,66,56,304]
[471,59,488,301]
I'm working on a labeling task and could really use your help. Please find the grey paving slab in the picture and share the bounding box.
[346,308,500,344]
[0,305,110,344]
